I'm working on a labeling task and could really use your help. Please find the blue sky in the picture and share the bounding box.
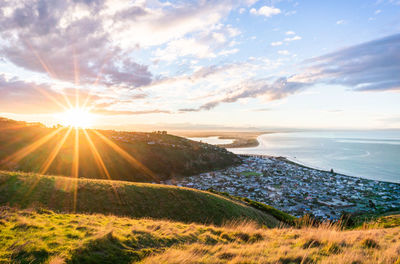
[0,0,399,130]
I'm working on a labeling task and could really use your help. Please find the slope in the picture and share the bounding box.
[0,171,279,227]
[0,207,399,264]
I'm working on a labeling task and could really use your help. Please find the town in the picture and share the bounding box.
[163,155,400,220]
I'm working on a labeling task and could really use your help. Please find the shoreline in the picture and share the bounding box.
[168,154,400,219]
[230,133,400,185]
[177,131,270,148]
[237,153,400,185]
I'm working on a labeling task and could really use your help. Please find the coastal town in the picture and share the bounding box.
[163,155,400,220]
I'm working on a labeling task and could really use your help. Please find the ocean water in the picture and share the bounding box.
[229,131,400,183]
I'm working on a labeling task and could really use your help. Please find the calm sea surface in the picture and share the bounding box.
[229,131,400,183]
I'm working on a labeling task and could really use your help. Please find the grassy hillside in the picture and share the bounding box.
[0,207,399,264]
[0,118,240,182]
[0,171,278,227]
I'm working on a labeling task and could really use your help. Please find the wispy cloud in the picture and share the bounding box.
[278,50,290,55]
[179,33,400,112]
[271,41,283,46]
[284,35,302,42]
[295,33,400,91]
[250,6,281,17]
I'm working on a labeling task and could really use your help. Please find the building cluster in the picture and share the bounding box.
[164,155,400,220]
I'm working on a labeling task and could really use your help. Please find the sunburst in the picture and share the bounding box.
[0,45,157,211]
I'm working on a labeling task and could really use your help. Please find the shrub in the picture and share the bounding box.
[361,238,379,249]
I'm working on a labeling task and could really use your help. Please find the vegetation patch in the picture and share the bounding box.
[0,171,279,226]
[0,207,399,263]
[361,238,380,249]
[207,188,296,225]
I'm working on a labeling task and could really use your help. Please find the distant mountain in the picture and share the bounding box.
[0,117,240,182]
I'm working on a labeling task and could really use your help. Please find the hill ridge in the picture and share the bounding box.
[0,170,279,227]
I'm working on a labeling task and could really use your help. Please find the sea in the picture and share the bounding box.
[190,130,400,183]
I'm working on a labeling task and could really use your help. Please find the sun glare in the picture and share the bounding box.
[57,108,95,128]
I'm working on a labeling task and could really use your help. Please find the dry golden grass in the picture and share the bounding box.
[1,207,399,263]
[141,221,400,264]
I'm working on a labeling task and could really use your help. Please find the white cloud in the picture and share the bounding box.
[285,31,296,35]
[154,38,215,61]
[336,20,346,25]
[219,48,239,56]
[285,10,297,16]
[250,6,281,17]
[239,8,246,14]
[278,50,290,55]
[270,41,283,46]
[375,9,382,14]
[284,35,302,42]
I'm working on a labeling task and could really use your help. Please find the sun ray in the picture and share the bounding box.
[32,84,69,111]
[21,127,72,200]
[72,128,80,212]
[73,47,80,109]
[39,126,73,175]
[83,129,122,203]
[92,130,159,181]
[81,53,113,109]
[24,39,74,109]
[0,127,64,167]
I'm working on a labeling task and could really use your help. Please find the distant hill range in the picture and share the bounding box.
[0,117,240,182]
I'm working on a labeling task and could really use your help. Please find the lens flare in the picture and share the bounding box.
[56,107,95,128]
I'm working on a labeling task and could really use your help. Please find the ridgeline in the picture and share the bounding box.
[0,171,279,226]
[0,117,240,182]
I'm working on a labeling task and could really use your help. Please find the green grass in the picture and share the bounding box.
[0,171,279,227]
[359,214,400,229]
[0,117,240,182]
[1,207,399,264]
[207,188,296,225]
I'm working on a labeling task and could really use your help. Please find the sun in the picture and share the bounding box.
[56,107,95,128]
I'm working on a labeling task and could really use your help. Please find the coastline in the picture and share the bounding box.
[230,133,400,185]
[177,131,271,148]
[167,154,400,219]
[238,153,399,185]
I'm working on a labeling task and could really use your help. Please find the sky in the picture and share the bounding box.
[0,0,399,130]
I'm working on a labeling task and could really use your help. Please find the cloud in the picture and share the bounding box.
[0,0,153,88]
[0,74,101,113]
[92,109,172,115]
[270,41,283,46]
[0,0,247,88]
[251,108,271,112]
[285,10,297,16]
[278,50,290,55]
[285,31,296,35]
[180,77,309,112]
[218,48,239,56]
[180,33,400,112]
[284,35,302,42]
[336,20,346,25]
[154,38,216,61]
[250,6,281,17]
[295,33,400,91]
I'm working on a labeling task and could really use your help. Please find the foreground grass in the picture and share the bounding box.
[0,171,278,226]
[0,207,399,264]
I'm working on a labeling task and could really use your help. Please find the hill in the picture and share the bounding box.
[0,171,279,227]
[0,118,240,182]
[0,207,399,264]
